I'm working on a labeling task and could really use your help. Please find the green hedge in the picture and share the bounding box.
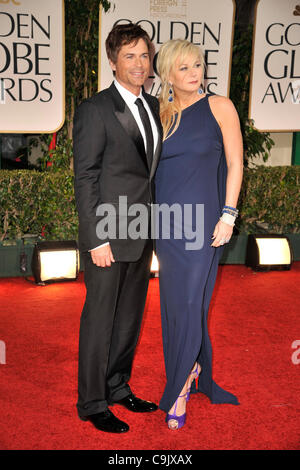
[238,166,300,234]
[0,166,299,241]
[0,170,78,241]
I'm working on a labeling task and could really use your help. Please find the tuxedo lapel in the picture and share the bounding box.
[109,83,148,171]
[143,91,163,180]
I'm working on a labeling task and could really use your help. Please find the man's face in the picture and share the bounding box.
[109,38,150,96]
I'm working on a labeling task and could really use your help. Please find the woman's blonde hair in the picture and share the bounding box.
[156,39,205,140]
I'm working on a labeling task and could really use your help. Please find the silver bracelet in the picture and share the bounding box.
[219,213,236,226]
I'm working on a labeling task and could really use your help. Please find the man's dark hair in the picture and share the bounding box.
[105,23,152,64]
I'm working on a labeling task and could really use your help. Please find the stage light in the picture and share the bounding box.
[150,252,159,277]
[32,241,80,284]
[245,234,292,271]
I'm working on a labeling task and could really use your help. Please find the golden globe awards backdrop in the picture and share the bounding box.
[0,0,65,133]
[99,0,235,97]
[249,0,300,131]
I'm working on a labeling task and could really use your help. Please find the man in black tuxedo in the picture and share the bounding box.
[73,23,162,433]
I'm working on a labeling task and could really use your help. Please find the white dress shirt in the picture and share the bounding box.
[90,79,158,251]
[114,79,159,153]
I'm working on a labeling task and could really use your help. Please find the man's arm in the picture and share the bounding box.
[73,100,109,252]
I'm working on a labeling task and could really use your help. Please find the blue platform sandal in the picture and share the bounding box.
[166,393,188,430]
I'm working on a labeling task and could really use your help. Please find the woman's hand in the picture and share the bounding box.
[211,220,233,247]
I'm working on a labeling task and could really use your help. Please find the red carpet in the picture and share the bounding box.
[0,263,299,450]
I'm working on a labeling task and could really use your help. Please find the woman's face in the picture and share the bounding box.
[168,53,203,96]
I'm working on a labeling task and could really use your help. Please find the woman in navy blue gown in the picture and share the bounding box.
[155,39,243,430]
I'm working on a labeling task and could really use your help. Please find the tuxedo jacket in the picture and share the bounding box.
[73,82,163,261]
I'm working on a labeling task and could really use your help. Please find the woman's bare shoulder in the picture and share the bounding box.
[208,94,235,110]
[208,94,239,123]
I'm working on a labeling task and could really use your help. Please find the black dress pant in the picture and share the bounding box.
[77,240,153,417]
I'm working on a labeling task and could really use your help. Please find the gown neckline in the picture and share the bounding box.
[181,94,208,113]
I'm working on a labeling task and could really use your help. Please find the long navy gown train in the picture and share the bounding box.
[155,94,239,412]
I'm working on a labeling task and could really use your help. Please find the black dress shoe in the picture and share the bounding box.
[114,393,158,413]
[79,409,129,433]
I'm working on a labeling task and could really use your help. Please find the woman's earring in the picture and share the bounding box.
[168,84,174,102]
[198,87,204,95]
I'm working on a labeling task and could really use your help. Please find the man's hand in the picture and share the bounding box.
[90,244,115,267]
